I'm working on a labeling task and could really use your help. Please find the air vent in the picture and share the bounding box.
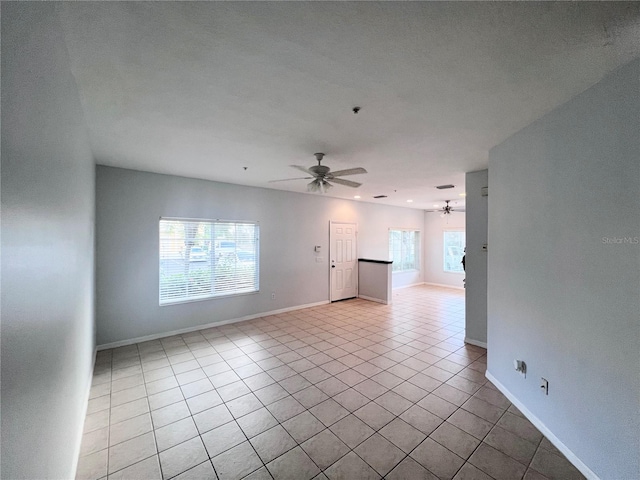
[436,184,455,190]
[373,195,388,199]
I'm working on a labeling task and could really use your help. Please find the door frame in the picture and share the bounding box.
[329,221,358,302]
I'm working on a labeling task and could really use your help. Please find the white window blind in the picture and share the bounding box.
[159,218,259,305]
[389,229,420,272]
[443,230,465,273]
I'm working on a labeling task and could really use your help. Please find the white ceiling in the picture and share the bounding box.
[59,2,639,210]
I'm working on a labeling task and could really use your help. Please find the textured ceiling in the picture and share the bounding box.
[59,2,640,210]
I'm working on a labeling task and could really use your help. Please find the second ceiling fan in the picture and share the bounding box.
[270,153,367,193]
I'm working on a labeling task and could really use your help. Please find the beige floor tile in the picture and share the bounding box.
[181,378,214,399]
[155,416,199,452]
[193,403,234,434]
[323,451,380,480]
[108,432,157,474]
[354,433,405,477]
[374,391,413,416]
[185,389,223,414]
[251,424,297,463]
[484,425,538,465]
[496,412,543,444]
[107,455,162,480]
[212,441,264,480]
[76,449,108,480]
[266,395,306,422]
[353,401,395,430]
[110,397,149,424]
[529,448,585,480]
[380,417,427,453]
[329,414,375,449]
[430,421,480,459]
[109,413,153,446]
[159,436,208,480]
[243,372,277,391]
[300,429,349,470]
[282,411,326,443]
[83,410,110,434]
[386,456,438,480]
[448,409,493,440]
[82,289,593,480]
[225,392,263,418]
[266,446,320,480]
[468,443,527,480]
[453,462,494,480]
[399,405,443,436]
[201,420,245,458]
[293,385,330,408]
[236,407,279,438]
[253,382,289,405]
[80,427,109,456]
[309,398,350,427]
[332,388,369,412]
[151,400,191,429]
[392,381,429,403]
[410,437,465,480]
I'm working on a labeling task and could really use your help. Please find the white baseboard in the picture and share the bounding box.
[464,337,487,349]
[358,294,389,305]
[97,300,330,350]
[423,282,465,291]
[485,371,599,480]
[392,281,425,290]
[71,347,97,479]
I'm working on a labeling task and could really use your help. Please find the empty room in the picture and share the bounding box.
[2,2,639,480]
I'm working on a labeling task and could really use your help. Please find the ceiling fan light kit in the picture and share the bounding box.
[269,153,367,194]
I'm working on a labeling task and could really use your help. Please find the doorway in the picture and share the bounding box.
[330,222,358,301]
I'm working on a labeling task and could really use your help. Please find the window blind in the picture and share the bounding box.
[159,218,260,305]
[389,229,420,272]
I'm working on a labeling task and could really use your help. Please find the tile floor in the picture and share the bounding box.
[77,285,585,480]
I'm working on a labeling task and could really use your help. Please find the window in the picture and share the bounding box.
[389,229,420,272]
[159,218,259,305]
[444,230,465,273]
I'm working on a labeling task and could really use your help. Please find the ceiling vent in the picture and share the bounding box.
[436,184,455,190]
[373,195,388,199]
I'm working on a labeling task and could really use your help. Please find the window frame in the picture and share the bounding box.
[443,229,465,274]
[388,228,421,273]
[159,217,260,306]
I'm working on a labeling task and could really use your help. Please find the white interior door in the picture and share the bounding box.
[330,222,358,301]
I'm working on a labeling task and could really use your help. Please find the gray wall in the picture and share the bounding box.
[96,166,424,346]
[1,4,96,479]
[424,210,465,288]
[487,59,639,479]
[465,170,488,345]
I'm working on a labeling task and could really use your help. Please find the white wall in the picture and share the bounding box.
[1,4,96,479]
[423,210,465,288]
[465,170,488,346]
[488,59,639,479]
[96,166,424,346]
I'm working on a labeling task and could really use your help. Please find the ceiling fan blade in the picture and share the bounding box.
[268,177,314,183]
[291,165,316,176]
[330,177,362,188]
[452,208,466,212]
[330,167,368,177]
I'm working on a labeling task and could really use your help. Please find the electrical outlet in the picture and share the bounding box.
[271,292,276,300]
[540,378,549,395]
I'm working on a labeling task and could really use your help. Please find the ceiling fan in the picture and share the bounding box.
[269,153,367,194]
[426,200,465,216]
